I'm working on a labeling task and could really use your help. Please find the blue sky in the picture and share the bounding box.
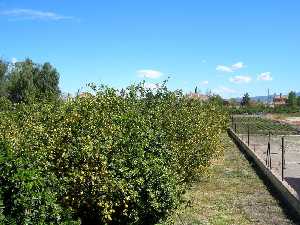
[0,0,300,98]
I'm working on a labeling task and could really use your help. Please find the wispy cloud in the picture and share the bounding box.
[258,72,273,81]
[216,65,233,73]
[0,9,75,21]
[137,69,163,79]
[231,62,244,70]
[216,62,245,73]
[229,75,252,84]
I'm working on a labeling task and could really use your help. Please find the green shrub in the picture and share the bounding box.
[0,84,228,224]
[229,104,300,115]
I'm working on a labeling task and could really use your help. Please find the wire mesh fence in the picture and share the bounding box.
[231,115,300,184]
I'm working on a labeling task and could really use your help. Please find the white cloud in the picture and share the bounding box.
[258,72,273,81]
[231,62,245,70]
[11,57,17,64]
[229,75,252,84]
[143,82,159,90]
[200,80,209,85]
[216,62,245,73]
[216,65,233,73]
[137,69,163,79]
[213,86,237,95]
[0,9,74,21]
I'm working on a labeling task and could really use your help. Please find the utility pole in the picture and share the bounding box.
[268,88,270,106]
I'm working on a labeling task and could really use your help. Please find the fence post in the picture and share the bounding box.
[282,136,285,181]
[234,123,237,133]
[266,142,271,168]
[269,142,272,169]
[265,147,268,166]
[265,131,272,169]
[266,132,269,167]
[247,125,250,146]
[269,131,272,169]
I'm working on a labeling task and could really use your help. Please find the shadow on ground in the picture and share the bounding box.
[285,177,300,198]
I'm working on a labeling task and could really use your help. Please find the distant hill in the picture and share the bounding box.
[234,95,270,103]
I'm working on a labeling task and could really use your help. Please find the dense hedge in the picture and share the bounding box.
[230,105,300,115]
[0,84,228,225]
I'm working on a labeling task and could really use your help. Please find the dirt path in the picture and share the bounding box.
[157,135,298,225]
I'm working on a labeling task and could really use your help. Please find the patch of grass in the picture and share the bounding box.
[156,135,297,225]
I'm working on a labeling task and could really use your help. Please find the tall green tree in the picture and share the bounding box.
[6,59,61,103]
[34,62,60,99]
[209,94,224,106]
[7,59,37,103]
[297,96,300,107]
[287,91,297,108]
[241,93,250,106]
[0,59,8,97]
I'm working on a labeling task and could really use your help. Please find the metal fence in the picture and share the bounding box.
[230,115,300,182]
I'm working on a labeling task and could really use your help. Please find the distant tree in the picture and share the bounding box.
[194,86,198,94]
[0,59,7,81]
[34,62,60,100]
[241,93,250,107]
[6,58,61,103]
[0,59,8,97]
[297,96,300,107]
[209,94,224,106]
[287,91,297,108]
[7,59,37,103]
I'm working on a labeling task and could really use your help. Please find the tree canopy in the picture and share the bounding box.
[209,94,224,106]
[0,58,60,103]
[287,91,298,108]
[0,60,8,97]
[241,93,251,106]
